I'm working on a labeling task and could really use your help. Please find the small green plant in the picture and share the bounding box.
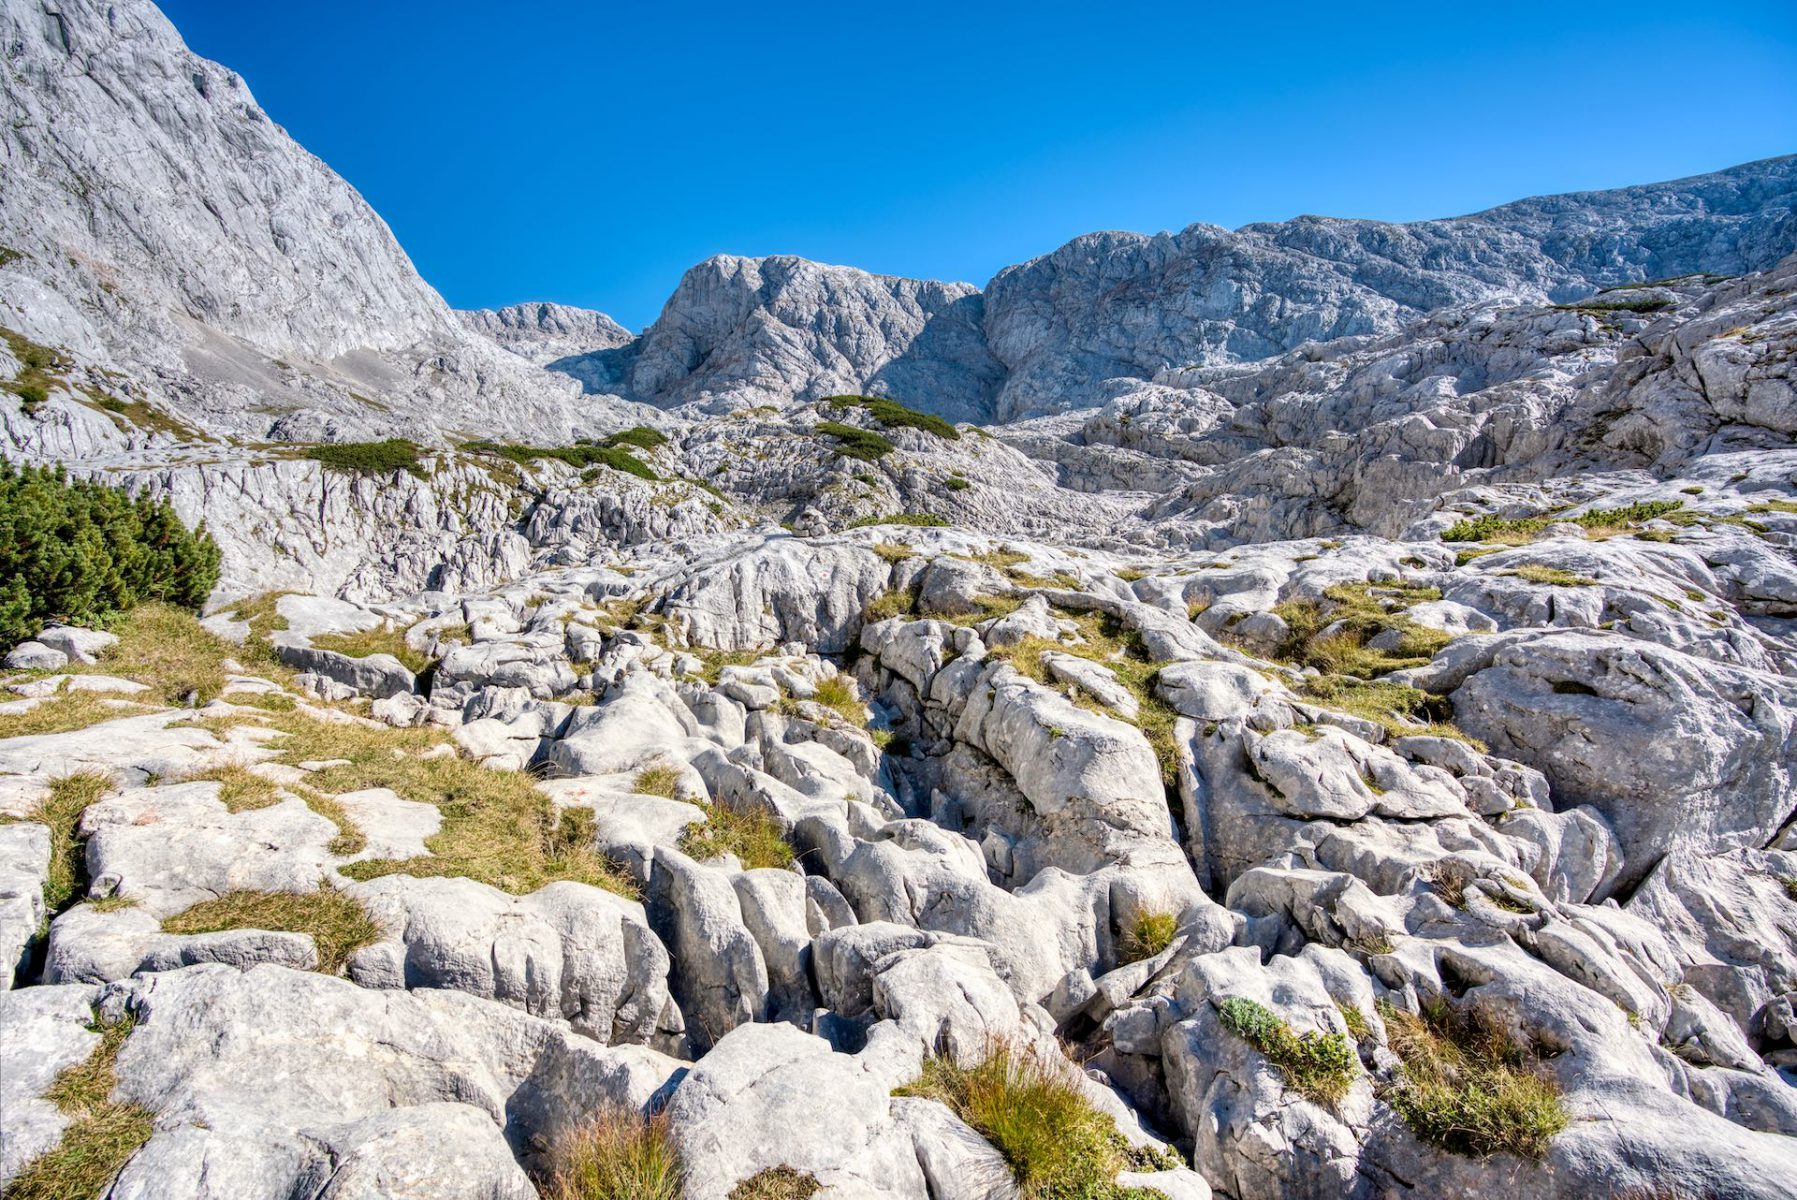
[1298,675,1484,748]
[1379,1000,1568,1159]
[1120,911,1178,964]
[1441,500,1684,544]
[0,461,221,649]
[1,1010,153,1200]
[1216,996,1357,1103]
[1781,877,1797,904]
[863,587,918,621]
[944,475,970,491]
[814,421,896,462]
[729,1166,822,1200]
[303,439,425,478]
[679,801,795,870]
[161,887,381,973]
[822,395,959,440]
[541,1105,683,1200]
[1554,293,1674,314]
[1337,1004,1372,1042]
[896,1040,1176,1198]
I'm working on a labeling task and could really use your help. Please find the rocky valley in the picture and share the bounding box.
[1,2,1796,1198]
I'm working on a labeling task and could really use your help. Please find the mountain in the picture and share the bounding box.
[0,0,621,445]
[458,302,635,365]
[544,157,1794,422]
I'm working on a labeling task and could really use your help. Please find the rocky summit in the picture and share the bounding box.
[1,2,1796,1198]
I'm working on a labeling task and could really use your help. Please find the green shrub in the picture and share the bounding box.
[1380,1000,1568,1159]
[0,460,220,649]
[815,422,896,462]
[463,440,658,481]
[1217,996,1357,1103]
[945,475,970,491]
[542,1105,683,1200]
[896,1040,1177,1198]
[303,439,425,478]
[823,395,960,440]
[600,426,670,451]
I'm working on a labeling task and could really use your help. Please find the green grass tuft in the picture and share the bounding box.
[679,801,795,870]
[161,887,381,974]
[896,1040,1176,1198]
[1216,996,1357,1104]
[0,771,110,911]
[822,395,960,440]
[632,763,682,798]
[1380,1000,1568,1159]
[308,623,428,673]
[1120,911,1178,964]
[1506,565,1597,588]
[540,1105,683,1200]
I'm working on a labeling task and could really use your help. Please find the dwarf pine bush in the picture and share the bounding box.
[0,460,220,649]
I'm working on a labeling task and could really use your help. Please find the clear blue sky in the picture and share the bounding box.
[160,0,1797,331]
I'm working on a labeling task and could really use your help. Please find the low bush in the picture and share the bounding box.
[0,460,220,649]
[822,395,960,441]
[2,1010,153,1200]
[1379,1000,1568,1159]
[600,425,670,451]
[896,1039,1177,1198]
[162,887,380,973]
[463,439,659,481]
[303,439,425,478]
[814,422,896,462]
[541,1105,683,1200]
[1217,996,1357,1103]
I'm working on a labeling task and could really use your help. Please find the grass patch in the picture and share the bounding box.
[1217,997,1356,1104]
[2,1010,153,1200]
[309,624,427,673]
[679,800,795,870]
[1298,676,1484,748]
[1554,294,1674,314]
[1441,500,1684,545]
[0,771,109,911]
[632,763,682,798]
[89,603,234,704]
[690,647,762,684]
[729,1167,822,1200]
[808,674,866,725]
[303,439,424,478]
[1248,582,1450,678]
[844,512,949,529]
[871,542,912,563]
[1380,1000,1568,1159]
[203,712,636,897]
[814,421,896,462]
[177,762,279,812]
[541,1105,683,1200]
[896,1040,1176,1199]
[1120,911,1177,964]
[161,887,380,973]
[863,587,919,622]
[1505,565,1597,588]
[823,395,959,440]
[0,691,152,740]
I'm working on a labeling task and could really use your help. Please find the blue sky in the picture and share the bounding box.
[161,1,1797,331]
